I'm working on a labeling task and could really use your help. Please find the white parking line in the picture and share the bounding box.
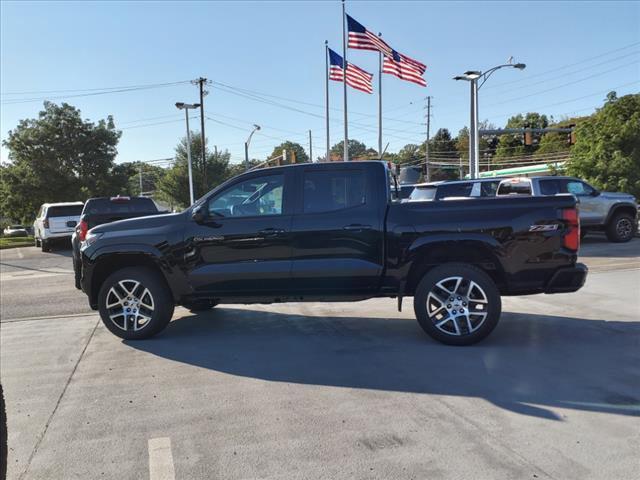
[16,248,24,259]
[148,437,175,480]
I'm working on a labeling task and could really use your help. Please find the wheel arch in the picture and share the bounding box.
[404,236,506,295]
[89,250,175,307]
[604,203,638,226]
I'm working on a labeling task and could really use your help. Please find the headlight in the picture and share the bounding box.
[81,231,103,248]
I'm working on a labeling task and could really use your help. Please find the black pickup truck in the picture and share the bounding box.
[79,161,587,345]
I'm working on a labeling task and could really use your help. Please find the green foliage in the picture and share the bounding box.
[396,144,421,165]
[495,112,548,158]
[567,93,640,198]
[1,102,123,223]
[157,133,232,209]
[330,139,370,160]
[269,141,309,163]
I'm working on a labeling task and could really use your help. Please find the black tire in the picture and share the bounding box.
[413,263,502,346]
[183,300,217,312]
[605,212,636,243]
[34,236,41,247]
[98,267,174,340]
[41,239,50,252]
[73,258,82,290]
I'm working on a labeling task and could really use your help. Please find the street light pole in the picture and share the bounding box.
[454,62,525,179]
[244,124,261,171]
[176,102,201,205]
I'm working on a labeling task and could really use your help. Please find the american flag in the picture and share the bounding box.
[346,14,393,56]
[383,50,427,87]
[328,48,373,94]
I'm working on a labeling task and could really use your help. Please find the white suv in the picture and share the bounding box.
[33,202,84,252]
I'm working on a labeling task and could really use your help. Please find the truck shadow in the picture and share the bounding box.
[126,308,640,421]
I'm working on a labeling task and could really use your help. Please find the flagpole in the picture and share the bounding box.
[342,0,349,161]
[325,40,330,163]
[378,32,383,159]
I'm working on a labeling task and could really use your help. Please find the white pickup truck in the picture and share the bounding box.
[33,202,84,251]
[497,176,638,242]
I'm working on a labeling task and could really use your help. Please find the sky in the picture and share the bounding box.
[1,0,639,166]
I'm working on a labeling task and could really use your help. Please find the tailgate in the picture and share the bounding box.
[49,215,80,233]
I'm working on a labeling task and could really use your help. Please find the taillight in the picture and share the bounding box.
[76,220,89,242]
[562,208,580,251]
[43,219,49,229]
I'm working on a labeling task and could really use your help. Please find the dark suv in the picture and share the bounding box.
[72,196,165,288]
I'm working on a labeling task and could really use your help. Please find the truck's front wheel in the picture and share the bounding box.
[98,267,174,340]
[606,212,635,243]
[414,264,501,346]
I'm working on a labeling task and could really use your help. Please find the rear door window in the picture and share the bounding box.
[539,179,561,195]
[497,180,532,195]
[46,205,84,217]
[480,181,500,197]
[435,183,473,200]
[409,186,437,201]
[303,170,366,214]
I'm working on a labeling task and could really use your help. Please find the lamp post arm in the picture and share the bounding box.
[478,64,514,89]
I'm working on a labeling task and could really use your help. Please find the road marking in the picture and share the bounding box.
[16,248,24,259]
[148,437,176,480]
[1,312,97,323]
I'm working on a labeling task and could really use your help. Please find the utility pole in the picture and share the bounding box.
[139,163,143,195]
[425,96,432,182]
[192,77,210,191]
[309,130,313,162]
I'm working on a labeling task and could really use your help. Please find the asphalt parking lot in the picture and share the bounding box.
[1,235,639,480]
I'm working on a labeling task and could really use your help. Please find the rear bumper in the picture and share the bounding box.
[545,263,588,293]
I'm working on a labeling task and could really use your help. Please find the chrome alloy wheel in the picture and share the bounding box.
[426,276,489,336]
[105,279,155,332]
[616,217,633,240]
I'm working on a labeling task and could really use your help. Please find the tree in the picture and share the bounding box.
[269,141,309,164]
[495,112,548,158]
[1,102,122,223]
[537,116,586,155]
[157,133,232,208]
[330,139,369,160]
[567,93,640,198]
[426,128,459,180]
[396,144,421,165]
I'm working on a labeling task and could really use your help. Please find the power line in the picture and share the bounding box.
[1,80,191,105]
[483,41,640,90]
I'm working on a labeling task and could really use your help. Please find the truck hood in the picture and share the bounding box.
[600,192,636,202]
[90,211,184,234]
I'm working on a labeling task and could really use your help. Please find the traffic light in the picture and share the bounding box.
[523,123,533,146]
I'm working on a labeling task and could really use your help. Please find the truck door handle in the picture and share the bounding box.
[343,224,372,231]
[259,228,285,236]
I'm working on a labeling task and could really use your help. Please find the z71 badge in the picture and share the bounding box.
[529,224,559,232]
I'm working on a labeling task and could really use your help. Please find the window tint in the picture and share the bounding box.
[209,174,284,217]
[409,186,437,201]
[84,198,158,215]
[303,170,365,213]
[539,179,561,195]
[497,180,532,195]
[480,181,500,197]
[46,205,84,217]
[436,183,473,200]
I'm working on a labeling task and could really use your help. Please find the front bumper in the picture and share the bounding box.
[545,263,588,293]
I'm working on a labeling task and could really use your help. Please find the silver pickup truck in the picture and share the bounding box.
[497,176,638,242]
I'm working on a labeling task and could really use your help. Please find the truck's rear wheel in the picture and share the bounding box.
[606,212,635,243]
[98,267,174,340]
[414,264,501,346]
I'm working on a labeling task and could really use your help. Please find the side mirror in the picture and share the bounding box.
[191,206,206,223]
[66,220,77,228]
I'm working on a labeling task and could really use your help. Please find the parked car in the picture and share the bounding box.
[2,225,28,237]
[33,202,84,251]
[72,196,166,289]
[78,161,587,346]
[497,176,638,242]
[406,178,503,202]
